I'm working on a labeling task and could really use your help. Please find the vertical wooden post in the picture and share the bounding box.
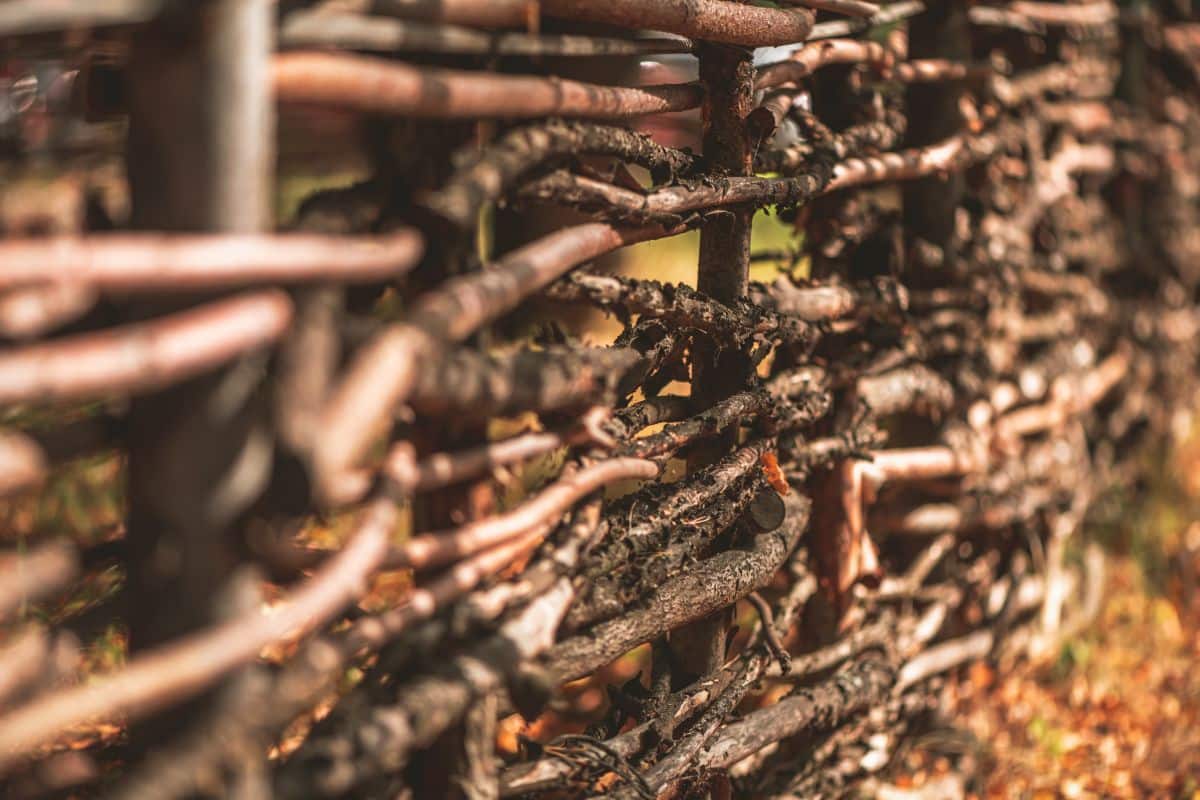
[696,43,756,303]
[902,0,969,281]
[123,0,274,735]
[672,43,757,686]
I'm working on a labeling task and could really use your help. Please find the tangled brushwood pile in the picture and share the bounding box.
[1,0,1200,797]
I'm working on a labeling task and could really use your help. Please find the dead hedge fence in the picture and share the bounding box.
[1,0,1199,797]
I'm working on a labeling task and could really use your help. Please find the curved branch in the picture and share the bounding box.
[0,432,47,499]
[544,495,809,683]
[278,580,575,798]
[786,0,879,16]
[273,52,704,118]
[313,222,683,505]
[358,0,529,27]
[420,121,698,231]
[0,291,293,405]
[807,1,925,40]
[0,498,397,772]
[700,658,894,771]
[281,12,693,57]
[755,38,891,90]
[0,283,97,340]
[518,155,838,221]
[548,273,815,349]
[384,422,598,497]
[0,231,423,293]
[0,542,77,622]
[409,345,643,419]
[1007,1,1117,28]
[823,131,996,193]
[391,457,659,571]
[0,0,159,35]
[750,276,908,322]
[538,0,814,48]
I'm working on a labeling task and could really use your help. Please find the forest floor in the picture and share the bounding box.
[884,439,1200,800]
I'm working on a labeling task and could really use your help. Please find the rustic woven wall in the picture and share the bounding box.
[0,1,1198,797]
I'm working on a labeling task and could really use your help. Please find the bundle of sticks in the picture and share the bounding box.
[0,0,1197,797]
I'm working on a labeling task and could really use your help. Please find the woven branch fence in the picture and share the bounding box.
[0,0,1198,797]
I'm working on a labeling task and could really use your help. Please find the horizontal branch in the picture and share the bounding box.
[892,59,980,83]
[867,445,981,487]
[526,128,1004,223]
[617,391,771,460]
[0,231,424,293]
[995,347,1129,440]
[700,658,894,770]
[384,423,595,497]
[421,120,697,232]
[273,52,704,118]
[0,0,159,35]
[279,580,575,797]
[786,0,879,17]
[0,291,293,405]
[967,5,1046,34]
[281,11,693,57]
[750,277,907,322]
[991,58,1115,107]
[356,0,529,27]
[313,222,684,505]
[755,38,891,90]
[518,155,837,222]
[547,273,815,349]
[390,457,659,571]
[409,345,642,419]
[0,432,47,498]
[856,364,954,418]
[807,0,925,40]
[1006,1,1117,28]
[544,495,809,682]
[870,489,1053,536]
[538,0,814,47]
[0,283,97,340]
[0,498,397,773]
[757,111,908,173]
[823,131,997,193]
[0,542,77,622]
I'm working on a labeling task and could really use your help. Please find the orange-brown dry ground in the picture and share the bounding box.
[892,437,1200,799]
[945,556,1200,799]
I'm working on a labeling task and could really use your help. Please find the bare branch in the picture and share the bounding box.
[0,0,160,35]
[0,291,293,405]
[0,231,424,293]
[421,121,697,232]
[281,11,693,57]
[313,222,684,505]
[0,432,47,499]
[807,1,926,39]
[782,0,879,17]
[0,542,78,622]
[756,38,892,90]
[538,0,814,47]
[390,457,659,572]
[273,53,704,118]
[545,495,809,682]
[0,498,397,772]
[0,283,97,340]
